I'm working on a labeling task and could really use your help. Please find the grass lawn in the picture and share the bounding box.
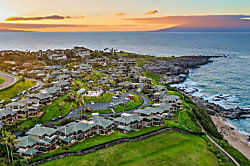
[39,94,76,123]
[178,109,202,133]
[91,92,143,114]
[30,125,167,162]
[0,79,36,101]
[39,131,218,166]
[114,92,143,112]
[92,108,112,114]
[0,77,5,85]
[83,92,115,104]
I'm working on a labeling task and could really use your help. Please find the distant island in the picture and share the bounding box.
[0,29,32,32]
[154,26,250,32]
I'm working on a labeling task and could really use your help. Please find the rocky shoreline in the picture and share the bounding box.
[177,89,250,120]
[154,55,250,120]
[177,90,250,160]
[144,55,222,84]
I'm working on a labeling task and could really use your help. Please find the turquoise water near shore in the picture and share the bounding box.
[0,32,249,134]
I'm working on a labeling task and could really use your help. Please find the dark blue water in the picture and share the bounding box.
[0,32,249,134]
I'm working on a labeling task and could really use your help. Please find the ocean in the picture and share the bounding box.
[0,32,249,134]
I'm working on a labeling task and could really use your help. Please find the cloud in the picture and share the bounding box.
[125,15,250,28]
[0,23,87,29]
[5,15,85,21]
[145,10,158,15]
[115,13,126,16]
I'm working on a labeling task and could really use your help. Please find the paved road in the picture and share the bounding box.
[55,91,150,122]
[0,72,17,90]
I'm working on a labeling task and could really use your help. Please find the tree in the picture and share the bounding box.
[0,130,19,164]
[19,157,28,166]
[6,134,19,163]
[59,101,65,116]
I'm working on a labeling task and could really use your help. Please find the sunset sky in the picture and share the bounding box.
[0,0,250,32]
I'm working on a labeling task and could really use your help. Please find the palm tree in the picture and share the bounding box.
[7,134,19,163]
[1,130,11,164]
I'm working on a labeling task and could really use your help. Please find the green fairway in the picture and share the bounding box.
[0,77,5,85]
[0,79,36,101]
[39,131,218,166]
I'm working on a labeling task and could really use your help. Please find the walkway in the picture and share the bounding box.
[179,91,241,166]
[0,71,17,90]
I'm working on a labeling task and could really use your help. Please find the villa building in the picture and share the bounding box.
[0,108,17,124]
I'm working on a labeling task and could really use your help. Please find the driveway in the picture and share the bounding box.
[0,72,17,90]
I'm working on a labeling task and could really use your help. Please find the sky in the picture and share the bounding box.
[0,0,250,32]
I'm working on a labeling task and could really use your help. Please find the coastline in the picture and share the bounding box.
[212,115,250,160]
[177,88,250,160]
[170,57,250,160]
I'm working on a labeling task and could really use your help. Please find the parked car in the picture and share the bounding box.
[110,105,115,108]
[112,96,118,99]
[91,101,95,105]
[119,102,125,106]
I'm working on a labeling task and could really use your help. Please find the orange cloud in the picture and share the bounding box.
[115,13,126,16]
[145,10,158,15]
[5,15,85,21]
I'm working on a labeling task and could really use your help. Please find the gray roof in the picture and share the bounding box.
[117,125,132,131]
[28,93,52,100]
[19,99,40,105]
[114,114,142,124]
[134,107,166,116]
[6,98,40,107]
[54,80,70,86]
[38,135,58,145]
[40,86,60,94]
[26,126,56,136]
[160,95,179,102]
[57,121,96,135]
[59,136,74,143]
[56,74,70,80]
[159,103,173,110]
[0,108,16,119]
[77,88,86,94]
[6,102,26,107]
[17,148,38,155]
[17,136,37,148]
[89,116,114,128]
